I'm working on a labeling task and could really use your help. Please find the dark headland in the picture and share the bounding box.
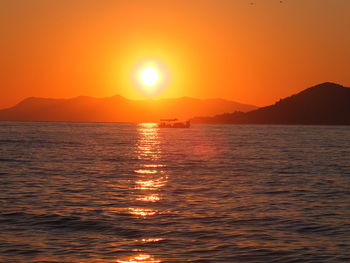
[192,82,350,125]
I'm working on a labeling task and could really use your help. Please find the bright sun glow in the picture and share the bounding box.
[135,61,167,95]
[140,66,159,87]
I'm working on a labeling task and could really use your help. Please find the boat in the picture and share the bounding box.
[158,118,190,128]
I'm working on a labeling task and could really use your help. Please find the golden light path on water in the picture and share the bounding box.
[118,123,165,262]
[117,253,161,263]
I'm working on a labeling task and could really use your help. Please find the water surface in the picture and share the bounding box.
[0,122,350,262]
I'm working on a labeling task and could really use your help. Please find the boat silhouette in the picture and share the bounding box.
[158,119,190,128]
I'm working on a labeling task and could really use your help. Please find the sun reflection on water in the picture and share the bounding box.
[129,207,157,217]
[137,194,160,202]
[117,123,165,262]
[143,164,165,168]
[135,123,162,161]
[135,178,166,190]
[134,169,158,174]
[129,123,167,216]
[117,253,161,263]
[140,238,163,243]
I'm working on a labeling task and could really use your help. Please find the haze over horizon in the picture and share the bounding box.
[1,81,349,125]
[2,0,350,109]
[1,93,257,110]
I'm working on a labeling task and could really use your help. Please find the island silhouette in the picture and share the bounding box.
[0,96,256,123]
[192,82,350,125]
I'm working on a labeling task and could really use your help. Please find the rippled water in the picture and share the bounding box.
[1,122,350,262]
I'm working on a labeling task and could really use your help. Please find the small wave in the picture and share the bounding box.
[0,158,31,163]
[1,212,146,238]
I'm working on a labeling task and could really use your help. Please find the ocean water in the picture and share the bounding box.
[0,122,350,263]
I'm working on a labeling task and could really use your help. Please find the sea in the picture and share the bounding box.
[0,122,350,263]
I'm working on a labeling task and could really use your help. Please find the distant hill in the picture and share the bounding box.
[192,82,350,125]
[0,95,256,123]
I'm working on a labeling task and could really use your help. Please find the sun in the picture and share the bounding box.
[141,66,159,87]
[133,61,167,95]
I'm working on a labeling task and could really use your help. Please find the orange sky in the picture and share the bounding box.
[1,0,350,109]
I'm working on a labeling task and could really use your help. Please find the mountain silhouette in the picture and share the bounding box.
[192,82,350,125]
[0,95,256,123]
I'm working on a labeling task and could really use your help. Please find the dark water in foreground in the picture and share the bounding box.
[0,122,350,263]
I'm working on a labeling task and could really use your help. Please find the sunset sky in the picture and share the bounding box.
[1,0,350,109]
